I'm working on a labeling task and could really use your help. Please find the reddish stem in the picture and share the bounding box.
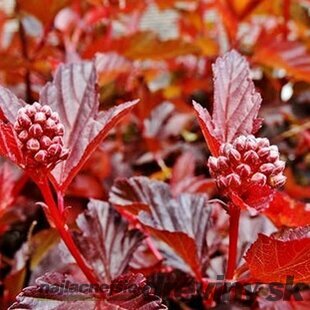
[283,0,291,39]
[226,204,240,280]
[35,178,99,285]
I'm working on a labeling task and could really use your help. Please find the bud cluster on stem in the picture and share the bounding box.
[14,103,69,169]
[208,135,286,195]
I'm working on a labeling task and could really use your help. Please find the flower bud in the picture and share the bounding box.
[45,118,56,131]
[220,143,233,157]
[48,143,62,157]
[257,147,270,157]
[40,105,52,116]
[34,150,47,163]
[235,163,251,177]
[14,121,23,131]
[50,112,60,123]
[52,136,63,145]
[33,102,42,111]
[259,163,275,176]
[267,150,279,162]
[18,113,32,128]
[234,135,247,151]
[228,148,241,163]
[55,124,65,136]
[25,104,36,117]
[273,160,285,174]
[29,124,43,138]
[217,156,229,170]
[34,112,47,123]
[256,138,270,148]
[26,138,40,152]
[18,130,29,142]
[208,157,219,173]
[269,174,286,188]
[251,173,267,186]
[243,150,259,164]
[245,136,257,151]
[226,173,241,188]
[40,136,52,149]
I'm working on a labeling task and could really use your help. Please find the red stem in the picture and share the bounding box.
[226,204,240,280]
[35,178,99,285]
[283,0,291,39]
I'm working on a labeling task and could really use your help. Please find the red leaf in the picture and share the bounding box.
[245,227,310,283]
[10,272,167,309]
[170,152,215,196]
[110,177,210,280]
[264,192,310,228]
[192,101,220,156]
[106,273,167,309]
[170,152,196,185]
[0,162,16,214]
[0,85,25,122]
[230,184,275,215]
[143,102,175,153]
[95,52,133,86]
[74,200,144,283]
[0,122,24,166]
[109,178,151,216]
[284,167,310,200]
[254,39,310,83]
[193,50,262,155]
[39,62,138,191]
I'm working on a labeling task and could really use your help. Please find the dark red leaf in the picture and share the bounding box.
[245,226,310,283]
[171,152,196,186]
[106,273,167,309]
[0,162,17,214]
[254,39,310,83]
[39,61,138,191]
[0,122,24,166]
[193,50,262,155]
[74,199,144,283]
[0,85,25,122]
[192,101,220,156]
[170,152,215,196]
[143,102,175,153]
[10,272,167,309]
[110,177,210,280]
[9,272,101,309]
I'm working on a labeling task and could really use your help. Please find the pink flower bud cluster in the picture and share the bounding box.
[14,103,69,169]
[208,135,286,194]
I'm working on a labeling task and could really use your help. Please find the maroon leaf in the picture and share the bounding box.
[74,199,144,283]
[10,272,167,310]
[0,85,25,122]
[106,273,167,309]
[39,61,138,191]
[170,152,215,196]
[109,177,153,216]
[192,101,220,156]
[0,121,24,166]
[143,102,175,153]
[110,177,210,280]
[193,50,262,155]
[9,272,101,309]
[0,162,17,213]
